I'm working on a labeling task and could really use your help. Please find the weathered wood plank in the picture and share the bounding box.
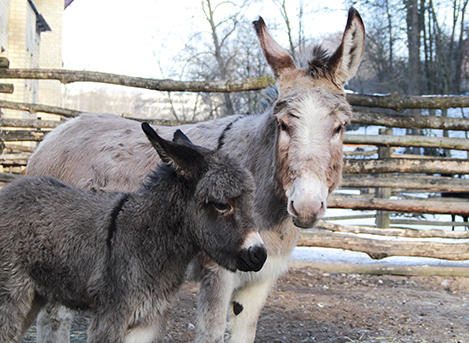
[0,100,80,118]
[0,100,181,125]
[298,228,469,260]
[314,221,469,239]
[0,83,13,93]
[344,158,469,174]
[10,125,469,151]
[347,93,469,110]
[328,195,469,215]
[0,154,29,166]
[391,219,469,228]
[0,57,9,69]
[0,172,18,182]
[341,175,469,192]
[345,134,469,151]
[291,261,469,277]
[353,111,469,131]
[0,68,468,109]
[1,144,35,153]
[0,130,46,141]
[0,118,61,129]
[0,68,274,93]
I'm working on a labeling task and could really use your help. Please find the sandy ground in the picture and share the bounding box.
[23,264,469,343]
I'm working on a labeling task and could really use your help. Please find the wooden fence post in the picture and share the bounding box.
[375,128,392,228]
[0,57,13,94]
[0,84,14,94]
[0,57,9,69]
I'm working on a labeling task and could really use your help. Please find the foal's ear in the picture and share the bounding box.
[142,123,206,178]
[172,129,193,145]
[328,8,365,86]
[253,16,296,77]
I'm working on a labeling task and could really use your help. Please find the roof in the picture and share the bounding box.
[65,0,75,9]
[28,0,51,32]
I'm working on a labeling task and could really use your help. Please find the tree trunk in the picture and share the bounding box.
[405,0,422,154]
[203,0,234,115]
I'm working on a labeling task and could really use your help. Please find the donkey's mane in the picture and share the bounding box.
[140,165,178,191]
[106,193,130,253]
[297,44,333,79]
[217,115,244,151]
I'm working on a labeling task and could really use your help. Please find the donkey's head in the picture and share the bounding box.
[142,123,266,272]
[254,8,365,228]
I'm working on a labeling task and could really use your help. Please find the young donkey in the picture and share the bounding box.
[27,8,365,343]
[0,123,267,343]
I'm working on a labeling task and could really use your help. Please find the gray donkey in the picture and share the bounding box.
[27,9,365,343]
[0,123,267,343]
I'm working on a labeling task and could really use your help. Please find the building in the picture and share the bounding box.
[0,0,69,117]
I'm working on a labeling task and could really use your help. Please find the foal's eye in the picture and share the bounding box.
[212,202,233,215]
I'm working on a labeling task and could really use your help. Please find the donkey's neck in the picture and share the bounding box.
[222,111,288,229]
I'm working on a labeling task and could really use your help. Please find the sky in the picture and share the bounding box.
[62,0,349,79]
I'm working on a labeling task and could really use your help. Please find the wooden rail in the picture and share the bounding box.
[298,228,469,260]
[1,68,469,109]
[2,128,469,152]
[2,99,469,131]
[329,195,469,215]
[345,134,469,151]
[341,175,469,192]
[344,158,469,174]
[1,61,469,272]
[0,68,274,93]
[353,111,469,131]
[0,84,13,94]
[313,221,469,238]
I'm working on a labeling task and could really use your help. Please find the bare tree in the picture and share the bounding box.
[349,0,468,95]
[178,0,271,116]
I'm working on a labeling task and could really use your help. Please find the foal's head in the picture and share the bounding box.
[141,123,266,272]
[254,8,365,228]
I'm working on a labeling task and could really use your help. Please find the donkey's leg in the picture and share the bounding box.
[228,278,275,343]
[36,304,74,343]
[124,323,162,343]
[124,311,168,343]
[194,266,234,343]
[87,310,128,343]
[0,287,36,342]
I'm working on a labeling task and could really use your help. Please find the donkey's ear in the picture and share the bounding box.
[328,8,365,86]
[142,123,206,178]
[172,129,193,146]
[253,16,296,77]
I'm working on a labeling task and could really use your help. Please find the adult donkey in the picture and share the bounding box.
[27,8,365,343]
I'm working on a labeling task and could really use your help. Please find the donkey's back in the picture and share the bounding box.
[27,113,234,192]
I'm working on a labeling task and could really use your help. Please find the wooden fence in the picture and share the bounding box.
[1,57,468,276]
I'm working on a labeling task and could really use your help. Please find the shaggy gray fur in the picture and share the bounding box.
[26,8,365,342]
[0,124,266,343]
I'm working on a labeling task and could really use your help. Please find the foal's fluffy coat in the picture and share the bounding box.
[0,124,266,343]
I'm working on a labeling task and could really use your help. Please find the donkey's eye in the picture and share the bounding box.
[333,124,345,136]
[278,120,290,134]
[212,202,233,215]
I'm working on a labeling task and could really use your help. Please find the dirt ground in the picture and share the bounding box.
[23,264,469,343]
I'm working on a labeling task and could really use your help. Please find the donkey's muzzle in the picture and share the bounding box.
[292,215,318,229]
[237,245,267,272]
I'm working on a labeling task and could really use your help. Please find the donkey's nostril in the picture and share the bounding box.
[320,201,324,210]
[249,245,267,267]
[289,200,299,217]
[237,245,267,272]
